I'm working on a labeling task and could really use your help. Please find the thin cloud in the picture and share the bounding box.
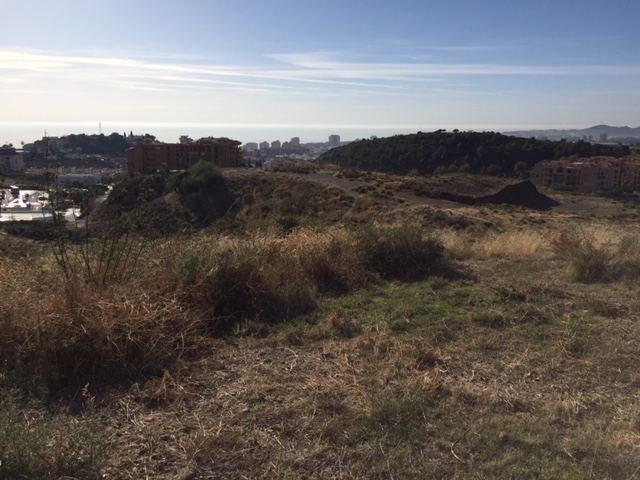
[119,83,170,92]
[268,52,640,77]
[2,49,639,100]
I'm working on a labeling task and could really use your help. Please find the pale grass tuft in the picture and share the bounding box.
[441,228,552,260]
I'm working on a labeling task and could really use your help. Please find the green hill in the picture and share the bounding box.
[319,130,629,176]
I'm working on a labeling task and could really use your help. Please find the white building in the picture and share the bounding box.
[0,145,25,173]
[243,142,259,152]
[56,173,102,187]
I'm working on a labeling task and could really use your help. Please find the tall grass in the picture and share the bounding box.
[170,228,371,325]
[0,223,447,395]
[552,229,640,282]
[441,228,552,260]
[357,221,446,280]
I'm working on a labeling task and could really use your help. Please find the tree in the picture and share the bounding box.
[487,164,501,176]
[175,161,233,224]
[513,161,528,174]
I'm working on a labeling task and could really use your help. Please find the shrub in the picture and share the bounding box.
[276,214,301,234]
[172,228,374,327]
[609,234,640,280]
[49,214,147,287]
[175,161,234,224]
[174,236,317,327]
[357,222,445,280]
[286,228,372,294]
[552,230,609,283]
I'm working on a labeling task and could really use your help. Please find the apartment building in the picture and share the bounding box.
[126,137,242,174]
[531,156,640,193]
[0,144,25,173]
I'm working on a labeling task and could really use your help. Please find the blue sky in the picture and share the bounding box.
[1,0,639,144]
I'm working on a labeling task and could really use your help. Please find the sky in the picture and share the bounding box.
[1,0,639,145]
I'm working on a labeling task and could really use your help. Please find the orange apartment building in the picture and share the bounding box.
[531,156,640,193]
[126,137,243,174]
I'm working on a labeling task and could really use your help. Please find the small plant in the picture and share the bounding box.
[0,394,105,478]
[49,210,147,287]
[276,214,301,234]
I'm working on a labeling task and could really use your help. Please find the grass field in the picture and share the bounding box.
[1,170,640,479]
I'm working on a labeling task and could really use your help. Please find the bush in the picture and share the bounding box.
[175,236,317,327]
[551,230,640,283]
[552,230,609,283]
[173,228,374,327]
[287,228,372,294]
[357,222,445,280]
[276,214,301,234]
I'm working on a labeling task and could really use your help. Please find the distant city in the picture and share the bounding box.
[2,125,639,178]
[240,134,349,167]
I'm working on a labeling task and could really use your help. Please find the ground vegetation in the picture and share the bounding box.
[1,165,640,478]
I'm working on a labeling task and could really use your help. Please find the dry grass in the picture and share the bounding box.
[441,228,552,260]
[3,176,640,478]
[0,223,444,395]
[552,226,640,282]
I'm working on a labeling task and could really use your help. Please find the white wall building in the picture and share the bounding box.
[56,173,102,187]
[0,145,25,173]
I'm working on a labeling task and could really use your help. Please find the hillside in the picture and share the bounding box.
[2,169,640,478]
[318,130,630,176]
[507,124,640,139]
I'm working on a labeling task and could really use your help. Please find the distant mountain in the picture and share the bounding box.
[505,125,640,139]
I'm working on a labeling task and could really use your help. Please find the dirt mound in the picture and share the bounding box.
[424,180,559,210]
[475,181,559,210]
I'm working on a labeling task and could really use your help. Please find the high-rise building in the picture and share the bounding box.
[271,140,281,149]
[290,137,300,146]
[328,135,340,147]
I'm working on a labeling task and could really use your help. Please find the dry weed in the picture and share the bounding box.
[441,228,552,260]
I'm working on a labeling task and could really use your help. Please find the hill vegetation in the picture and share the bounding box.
[2,163,640,478]
[30,132,156,156]
[319,130,630,175]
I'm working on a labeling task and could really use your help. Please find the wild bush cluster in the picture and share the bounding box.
[0,221,445,397]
